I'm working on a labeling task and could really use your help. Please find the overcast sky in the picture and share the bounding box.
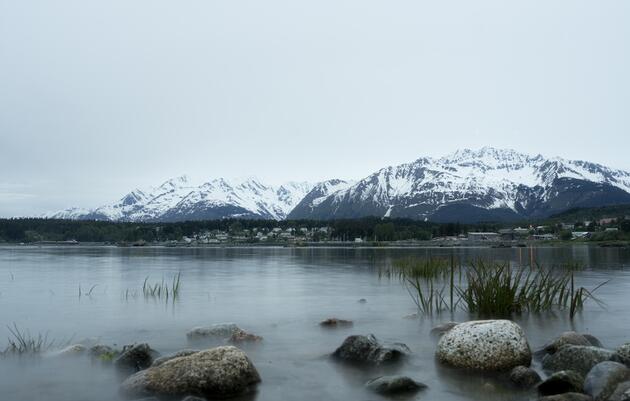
[1,0,629,217]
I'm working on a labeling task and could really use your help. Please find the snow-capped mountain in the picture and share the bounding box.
[46,148,630,223]
[288,147,630,222]
[46,176,315,222]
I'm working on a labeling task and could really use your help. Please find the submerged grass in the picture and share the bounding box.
[381,257,608,319]
[142,272,181,301]
[1,323,64,357]
[122,273,181,304]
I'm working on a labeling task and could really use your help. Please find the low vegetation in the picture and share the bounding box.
[381,257,608,319]
[1,324,64,357]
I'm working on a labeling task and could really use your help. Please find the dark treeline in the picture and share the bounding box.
[0,217,503,243]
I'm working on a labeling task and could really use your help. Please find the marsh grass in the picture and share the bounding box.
[381,257,608,319]
[142,272,181,301]
[1,323,65,357]
[380,257,459,314]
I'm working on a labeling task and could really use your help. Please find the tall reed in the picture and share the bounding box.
[382,257,607,319]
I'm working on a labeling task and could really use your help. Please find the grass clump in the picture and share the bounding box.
[142,272,181,301]
[1,324,59,357]
[382,257,607,319]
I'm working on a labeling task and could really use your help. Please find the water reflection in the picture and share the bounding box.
[0,245,628,401]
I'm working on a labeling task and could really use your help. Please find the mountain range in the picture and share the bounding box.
[46,147,630,223]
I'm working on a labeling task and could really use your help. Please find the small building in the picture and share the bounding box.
[354,238,364,243]
[572,231,590,239]
[468,232,500,241]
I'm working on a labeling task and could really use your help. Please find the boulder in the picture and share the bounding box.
[319,318,353,328]
[365,375,427,395]
[332,334,409,366]
[120,346,260,399]
[89,344,119,362]
[152,350,199,367]
[539,394,594,401]
[49,344,86,357]
[543,345,615,376]
[436,320,531,371]
[358,298,367,304]
[186,323,240,341]
[430,322,458,338]
[509,365,541,388]
[545,332,592,354]
[583,335,604,349]
[584,361,630,401]
[609,381,630,401]
[612,344,630,366]
[538,370,585,396]
[114,343,159,374]
[229,329,263,344]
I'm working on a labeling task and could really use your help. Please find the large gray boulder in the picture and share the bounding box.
[543,345,615,376]
[538,370,585,396]
[332,334,409,366]
[120,346,260,399]
[186,323,240,341]
[436,320,531,371]
[584,361,630,401]
[114,343,160,374]
[365,375,427,395]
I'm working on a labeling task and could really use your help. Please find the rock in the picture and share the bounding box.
[332,334,410,366]
[152,350,199,367]
[612,344,630,366]
[365,375,427,395]
[583,334,604,348]
[358,298,367,304]
[545,332,592,354]
[120,346,260,399]
[538,370,585,396]
[49,344,87,357]
[542,345,615,376]
[114,343,159,374]
[130,398,160,401]
[229,329,263,344]
[436,320,531,371]
[584,361,630,401]
[186,323,240,340]
[320,318,353,327]
[539,393,594,401]
[89,344,119,362]
[180,397,206,401]
[509,365,541,388]
[430,322,458,337]
[609,381,630,401]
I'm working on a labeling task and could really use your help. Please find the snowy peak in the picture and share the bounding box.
[289,148,630,222]
[45,148,630,223]
[48,176,315,222]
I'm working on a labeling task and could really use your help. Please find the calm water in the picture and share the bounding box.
[1,245,630,401]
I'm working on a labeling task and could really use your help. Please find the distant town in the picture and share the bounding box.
[1,205,629,247]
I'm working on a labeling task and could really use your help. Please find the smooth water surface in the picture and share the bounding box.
[1,245,630,401]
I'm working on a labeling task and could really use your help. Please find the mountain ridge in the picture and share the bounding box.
[46,147,630,223]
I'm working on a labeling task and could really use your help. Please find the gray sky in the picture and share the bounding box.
[1,0,629,217]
